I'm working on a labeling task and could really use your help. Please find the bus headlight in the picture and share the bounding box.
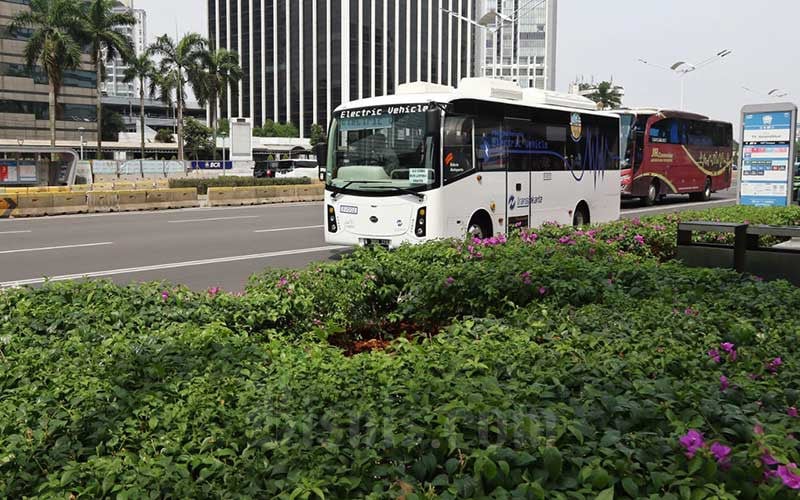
[415,207,427,237]
[327,205,338,233]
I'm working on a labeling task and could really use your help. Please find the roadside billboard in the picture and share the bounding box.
[738,103,798,206]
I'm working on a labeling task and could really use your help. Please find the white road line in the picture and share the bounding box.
[0,230,32,235]
[0,245,347,288]
[168,215,260,223]
[623,199,734,215]
[254,225,323,233]
[0,242,113,255]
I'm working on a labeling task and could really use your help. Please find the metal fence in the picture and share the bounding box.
[76,160,256,183]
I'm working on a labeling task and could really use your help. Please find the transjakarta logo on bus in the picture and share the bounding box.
[339,104,427,118]
[509,195,544,209]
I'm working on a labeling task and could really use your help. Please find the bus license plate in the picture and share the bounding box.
[362,238,391,247]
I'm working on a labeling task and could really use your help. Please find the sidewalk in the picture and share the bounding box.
[775,238,800,250]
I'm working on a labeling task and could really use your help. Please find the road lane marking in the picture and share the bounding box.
[0,242,113,255]
[0,230,32,235]
[254,225,323,233]
[0,245,348,288]
[168,215,260,223]
[623,198,734,215]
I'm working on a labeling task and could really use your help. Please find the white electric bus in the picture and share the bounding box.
[319,78,621,248]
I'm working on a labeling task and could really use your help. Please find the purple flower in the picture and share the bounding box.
[538,286,548,296]
[754,424,765,436]
[208,287,221,297]
[161,290,169,301]
[710,442,731,465]
[708,349,721,364]
[789,407,799,418]
[558,236,571,245]
[277,277,289,288]
[634,234,645,245]
[720,375,730,391]
[679,429,705,459]
[768,357,783,373]
[444,277,455,287]
[777,464,800,489]
[762,453,780,466]
[721,342,735,353]
[520,272,532,285]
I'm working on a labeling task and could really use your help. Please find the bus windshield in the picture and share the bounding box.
[327,105,439,193]
[619,113,649,169]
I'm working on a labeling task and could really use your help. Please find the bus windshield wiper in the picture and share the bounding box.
[369,185,425,201]
[328,180,382,198]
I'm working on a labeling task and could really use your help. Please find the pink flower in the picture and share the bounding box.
[277,277,289,288]
[768,357,782,373]
[720,375,730,391]
[679,429,705,459]
[710,442,731,466]
[208,287,221,297]
[685,307,695,316]
[538,286,548,296]
[161,290,169,301]
[721,342,735,353]
[788,407,799,418]
[777,464,800,489]
[762,453,780,466]
[754,424,764,436]
[708,349,721,364]
[634,234,645,245]
[520,272,532,285]
[444,277,455,287]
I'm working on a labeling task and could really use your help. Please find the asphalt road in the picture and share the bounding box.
[0,188,738,291]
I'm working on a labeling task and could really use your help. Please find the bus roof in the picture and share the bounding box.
[613,108,710,121]
[334,78,620,119]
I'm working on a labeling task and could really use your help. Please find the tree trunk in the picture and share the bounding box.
[140,77,146,177]
[177,80,185,161]
[48,81,57,148]
[96,51,103,159]
[211,94,217,161]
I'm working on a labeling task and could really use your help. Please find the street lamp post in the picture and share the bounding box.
[638,50,732,110]
[78,127,85,160]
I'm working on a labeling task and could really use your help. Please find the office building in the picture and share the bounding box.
[102,0,147,98]
[0,0,98,142]
[207,0,476,138]
[474,0,557,90]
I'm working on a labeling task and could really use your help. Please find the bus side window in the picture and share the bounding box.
[534,124,567,172]
[475,118,506,172]
[443,116,475,183]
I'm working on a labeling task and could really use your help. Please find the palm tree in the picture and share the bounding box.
[122,53,156,161]
[81,0,135,159]
[195,48,242,160]
[9,0,84,147]
[148,33,207,161]
[581,81,623,110]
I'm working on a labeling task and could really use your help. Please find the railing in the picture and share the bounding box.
[75,160,256,183]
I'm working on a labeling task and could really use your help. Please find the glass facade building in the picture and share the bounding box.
[474,0,557,90]
[207,0,476,137]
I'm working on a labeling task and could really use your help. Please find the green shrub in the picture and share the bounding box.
[2,207,800,498]
[169,176,313,195]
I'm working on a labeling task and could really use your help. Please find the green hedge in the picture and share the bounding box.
[169,176,313,195]
[1,207,800,498]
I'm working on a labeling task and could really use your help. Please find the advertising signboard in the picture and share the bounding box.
[0,160,38,185]
[739,103,798,206]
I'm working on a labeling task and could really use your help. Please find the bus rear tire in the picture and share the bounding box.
[467,212,493,240]
[573,203,590,228]
[642,180,659,207]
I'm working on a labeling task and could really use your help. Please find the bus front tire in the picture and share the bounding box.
[642,180,659,207]
[573,203,590,227]
[467,213,493,240]
[690,178,712,202]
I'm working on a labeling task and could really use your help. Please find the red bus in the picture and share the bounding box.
[616,109,734,205]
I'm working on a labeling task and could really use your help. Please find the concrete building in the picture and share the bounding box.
[0,0,98,142]
[207,0,477,138]
[102,0,147,98]
[473,0,557,90]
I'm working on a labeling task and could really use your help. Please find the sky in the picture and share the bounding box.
[136,0,800,135]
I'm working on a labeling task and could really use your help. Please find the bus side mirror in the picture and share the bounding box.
[314,143,327,168]
[426,108,441,137]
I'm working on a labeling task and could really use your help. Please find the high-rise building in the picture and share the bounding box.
[102,0,147,98]
[0,0,98,142]
[207,0,477,138]
[474,0,557,90]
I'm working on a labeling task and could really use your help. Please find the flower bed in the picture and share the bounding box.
[1,207,799,498]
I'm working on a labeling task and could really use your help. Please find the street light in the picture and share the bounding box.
[78,127,85,160]
[742,86,790,99]
[638,49,732,110]
[442,0,546,82]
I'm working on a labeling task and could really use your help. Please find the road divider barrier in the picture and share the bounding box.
[167,188,200,209]
[145,190,171,210]
[49,193,89,215]
[0,194,17,219]
[16,193,53,217]
[116,190,149,211]
[87,191,118,213]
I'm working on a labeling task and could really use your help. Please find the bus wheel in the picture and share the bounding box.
[690,178,712,202]
[642,180,659,207]
[573,203,590,227]
[467,212,492,240]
